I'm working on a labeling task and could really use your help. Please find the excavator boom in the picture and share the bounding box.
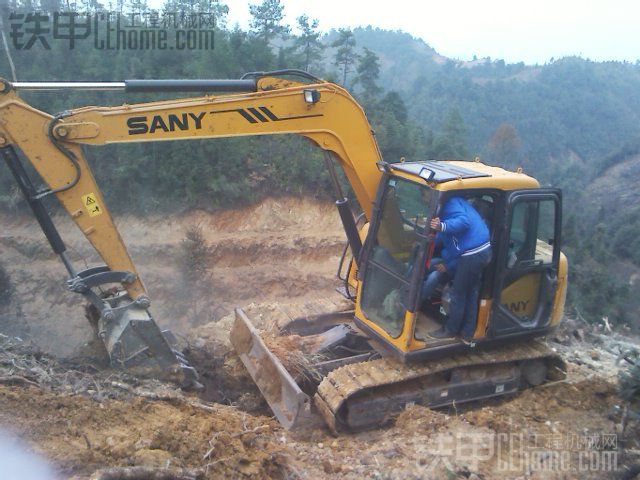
[0,71,383,384]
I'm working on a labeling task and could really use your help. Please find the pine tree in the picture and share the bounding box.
[179,224,214,324]
[425,109,469,159]
[383,91,408,123]
[294,14,322,72]
[354,47,381,99]
[332,28,357,86]
[249,0,290,46]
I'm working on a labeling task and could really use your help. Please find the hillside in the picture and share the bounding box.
[586,153,640,217]
[346,27,444,91]
[0,198,346,357]
[348,29,640,170]
[582,152,640,324]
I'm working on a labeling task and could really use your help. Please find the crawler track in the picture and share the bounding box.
[315,341,566,432]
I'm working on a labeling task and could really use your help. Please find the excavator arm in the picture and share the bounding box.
[0,72,383,384]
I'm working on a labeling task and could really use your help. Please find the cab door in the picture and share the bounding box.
[488,189,562,336]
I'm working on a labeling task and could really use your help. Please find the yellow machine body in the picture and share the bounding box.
[0,72,568,400]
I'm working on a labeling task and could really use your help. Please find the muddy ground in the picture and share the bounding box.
[0,198,639,479]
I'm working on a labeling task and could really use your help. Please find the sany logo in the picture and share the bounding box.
[504,300,530,313]
[126,106,324,134]
[127,112,206,135]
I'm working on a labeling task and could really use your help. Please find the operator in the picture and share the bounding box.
[427,196,491,341]
[420,243,456,307]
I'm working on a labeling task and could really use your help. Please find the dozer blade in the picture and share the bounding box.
[90,295,199,388]
[230,308,314,430]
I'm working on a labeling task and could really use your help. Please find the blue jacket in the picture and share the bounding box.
[436,196,490,271]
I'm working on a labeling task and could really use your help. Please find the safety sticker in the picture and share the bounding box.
[82,193,102,217]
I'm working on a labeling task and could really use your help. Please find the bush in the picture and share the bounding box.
[619,351,640,405]
[179,224,213,287]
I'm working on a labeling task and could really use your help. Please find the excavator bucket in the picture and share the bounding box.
[230,308,314,430]
[1,144,198,388]
[87,293,199,388]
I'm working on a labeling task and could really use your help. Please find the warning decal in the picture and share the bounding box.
[82,193,102,217]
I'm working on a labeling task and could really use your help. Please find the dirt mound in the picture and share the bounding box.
[0,385,289,479]
[0,356,627,480]
[395,404,448,431]
[0,335,292,479]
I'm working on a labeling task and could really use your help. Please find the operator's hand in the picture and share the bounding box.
[430,217,442,231]
[435,263,447,273]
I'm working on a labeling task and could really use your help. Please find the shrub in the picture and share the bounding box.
[179,224,213,286]
[178,225,214,325]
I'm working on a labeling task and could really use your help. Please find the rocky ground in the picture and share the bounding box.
[0,198,638,479]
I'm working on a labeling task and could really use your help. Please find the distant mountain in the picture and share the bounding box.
[350,27,444,91]
[321,27,443,91]
[342,29,640,175]
[587,152,640,217]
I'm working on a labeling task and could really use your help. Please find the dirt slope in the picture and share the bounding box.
[0,197,346,357]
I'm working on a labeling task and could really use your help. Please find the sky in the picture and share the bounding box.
[218,0,640,65]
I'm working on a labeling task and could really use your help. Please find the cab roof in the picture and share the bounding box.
[388,160,540,190]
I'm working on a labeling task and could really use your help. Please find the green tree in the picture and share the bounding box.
[382,91,408,123]
[363,89,423,162]
[354,47,381,99]
[442,109,468,155]
[332,28,357,86]
[249,0,290,45]
[294,15,322,72]
[610,206,640,265]
[425,109,469,159]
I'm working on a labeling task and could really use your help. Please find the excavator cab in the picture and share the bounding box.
[353,161,566,362]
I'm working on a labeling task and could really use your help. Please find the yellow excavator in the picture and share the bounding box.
[0,70,567,432]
